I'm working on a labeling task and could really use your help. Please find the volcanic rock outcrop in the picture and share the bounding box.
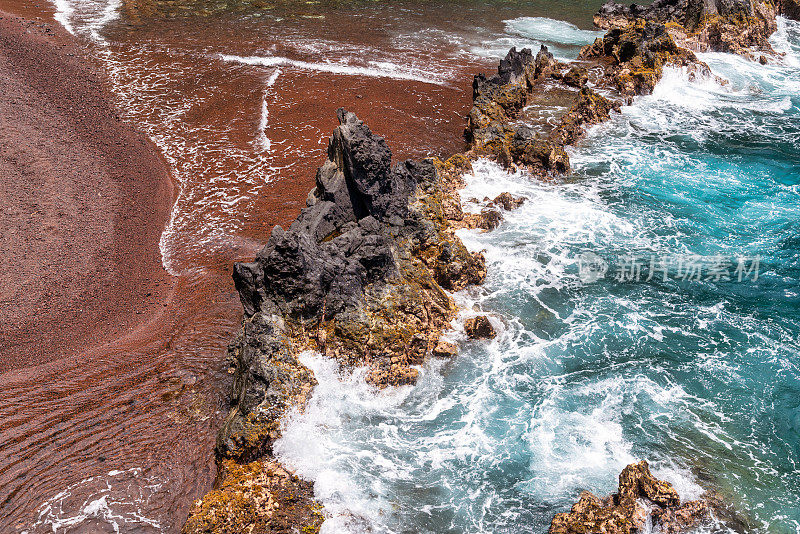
[183,2,776,524]
[184,109,487,532]
[594,0,789,58]
[550,461,712,534]
[462,20,713,173]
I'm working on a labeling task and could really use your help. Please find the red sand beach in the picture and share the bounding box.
[0,7,175,371]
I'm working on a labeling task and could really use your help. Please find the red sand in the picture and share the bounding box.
[0,8,175,372]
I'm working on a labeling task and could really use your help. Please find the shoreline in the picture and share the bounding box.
[0,6,177,373]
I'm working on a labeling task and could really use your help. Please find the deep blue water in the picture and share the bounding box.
[274,16,800,534]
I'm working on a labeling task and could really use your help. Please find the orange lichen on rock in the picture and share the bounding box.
[183,459,324,534]
[549,461,712,534]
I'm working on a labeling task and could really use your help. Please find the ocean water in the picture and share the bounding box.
[274,17,800,534]
[28,0,800,531]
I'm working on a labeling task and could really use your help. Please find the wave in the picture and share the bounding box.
[275,18,800,534]
[504,17,603,46]
[49,0,122,45]
[220,54,450,86]
[468,17,601,61]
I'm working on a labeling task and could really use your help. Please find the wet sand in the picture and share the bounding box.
[0,8,175,371]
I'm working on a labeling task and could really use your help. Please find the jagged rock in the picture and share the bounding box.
[618,460,679,507]
[365,359,420,387]
[460,208,503,231]
[653,500,711,534]
[549,461,711,534]
[480,208,502,230]
[433,153,473,190]
[464,315,496,339]
[552,87,622,145]
[782,0,800,20]
[194,109,493,529]
[557,66,589,88]
[219,108,493,459]
[183,459,323,534]
[533,44,562,80]
[509,130,571,174]
[498,46,535,84]
[433,240,487,290]
[491,192,525,211]
[217,314,316,462]
[466,46,574,176]
[594,0,780,57]
[580,20,709,98]
[432,339,458,358]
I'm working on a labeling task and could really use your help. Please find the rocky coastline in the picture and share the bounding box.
[185,1,796,532]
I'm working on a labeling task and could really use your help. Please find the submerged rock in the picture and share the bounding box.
[549,461,712,534]
[432,339,458,358]
[491,192,526,211]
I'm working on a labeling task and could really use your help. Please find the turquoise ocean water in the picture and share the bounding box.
[274,16,800,534]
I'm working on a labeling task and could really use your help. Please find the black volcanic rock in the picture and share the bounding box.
[594,0,780,56]
[223,108,486,465]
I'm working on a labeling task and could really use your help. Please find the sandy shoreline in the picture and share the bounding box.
[0,7,176,372]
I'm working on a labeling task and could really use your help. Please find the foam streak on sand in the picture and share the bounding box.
[255,68,281,152]
[50,0,121,45]
[220,54,450,85]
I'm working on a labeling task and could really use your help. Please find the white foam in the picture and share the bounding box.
[504,17,602,46]
[49,0,122,45]
[28,468,163,533]
[220,54,449,85]
[274,351,416,532]
[468,17,600,61]
[255,68,281,152]
[771,16,800,68]
[52,0,75,35]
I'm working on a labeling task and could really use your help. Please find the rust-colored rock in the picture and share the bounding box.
[552,87,622,145]
[653,500,711,534]
[549,461,711,534]
[183,459,324,534]
[580,20,709,99]
[464,315,496,339]
[557,65,589,88]
[491,192,525,211]
[432,339,458,358]
[594,0,780,59]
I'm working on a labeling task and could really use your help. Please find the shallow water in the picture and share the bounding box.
[5,0,799,532]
